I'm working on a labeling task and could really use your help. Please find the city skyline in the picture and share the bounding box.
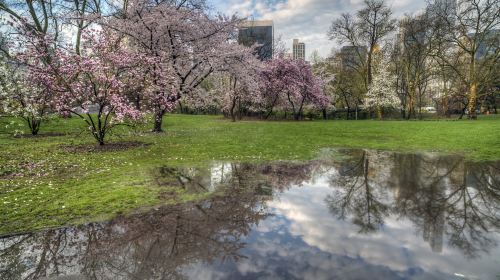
[211,0,428,59]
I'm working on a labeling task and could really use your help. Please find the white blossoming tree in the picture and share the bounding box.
[364,57,400,120]
[0,59,52,135]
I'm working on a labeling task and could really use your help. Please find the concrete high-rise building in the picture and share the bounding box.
[292,39,305,60]
[238,20,274,61]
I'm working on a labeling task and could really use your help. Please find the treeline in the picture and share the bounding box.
[178,0,499,121]
[0,0,498,146]
[321,0,499,120]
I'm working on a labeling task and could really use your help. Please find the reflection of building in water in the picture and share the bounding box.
[422,206,445,252]
[390,153,457,253]
[2,153,499,280]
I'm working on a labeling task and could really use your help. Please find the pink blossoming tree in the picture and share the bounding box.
[0,58,52,135]
[213,44,262,121]
[261,58,329,120]
[18,27,146,145]
[111,0,247,132]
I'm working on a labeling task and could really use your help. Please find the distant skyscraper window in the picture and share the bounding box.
[238,20,274,61]
[292,39,305,60]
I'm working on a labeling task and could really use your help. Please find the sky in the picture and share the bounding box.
[209,0,428,59]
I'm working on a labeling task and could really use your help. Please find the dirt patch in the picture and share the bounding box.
[61,141,150,153]
[13,132,66,138]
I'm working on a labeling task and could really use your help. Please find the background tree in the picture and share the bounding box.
[0,59,52,135]
[260,58,329,120]
[328,0,396,87]
[428,0,500,119]
[364,54,400,119]
[0,1,61,133]
[311,52,337,119]
[324,49,366,120]
[19,29,145,145]
[393,13,434,119]
[112,0,245,132]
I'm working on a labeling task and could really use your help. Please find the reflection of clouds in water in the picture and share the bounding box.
[2,151,499,280]
[183,263,230,280]
[259,179,500,280]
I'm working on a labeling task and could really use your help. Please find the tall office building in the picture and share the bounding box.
[292,39,305,60]
[238,20,274,61]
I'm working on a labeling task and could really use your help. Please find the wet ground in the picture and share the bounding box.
[1,149,499,279]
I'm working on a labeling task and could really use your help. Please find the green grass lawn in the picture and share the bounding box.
[1,114,499,235]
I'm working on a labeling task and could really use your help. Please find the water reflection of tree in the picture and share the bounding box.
[442,161,500,258]
[386,153,500,258]
[2,156,499,279]
[392,154,500,258]
[325,150,500,258]
[0,176,271,279]
[325,150,391,233]
[156,161,319,196]
[0,161,321,280]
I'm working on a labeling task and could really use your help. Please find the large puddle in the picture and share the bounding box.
[1,149,499,279]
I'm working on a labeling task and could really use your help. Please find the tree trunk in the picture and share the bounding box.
[294,112,300,121]
[237,99,242,120]
[27,117,41,136]
[153,110,165,132]
[178,101,184,114]
[230,98,237,122]
[443,97,450,118]
[376,106,382,120]
[367,49,373,86]
[459,102,467,120]
[467,82,478,120]
[322,109,327,120]
[406,92,414,120]
[31,119,40,135]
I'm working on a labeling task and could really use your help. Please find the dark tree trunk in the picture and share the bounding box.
[178,101,184,114]
[153,110,165,132]
[230,98,237,122]
[135,95,141,111]
[237,99,242,120]
[459,104,467,120]
[27,117,41,136]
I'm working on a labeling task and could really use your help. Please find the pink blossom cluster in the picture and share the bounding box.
[260,58,330,119]
[15,27,146,122]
